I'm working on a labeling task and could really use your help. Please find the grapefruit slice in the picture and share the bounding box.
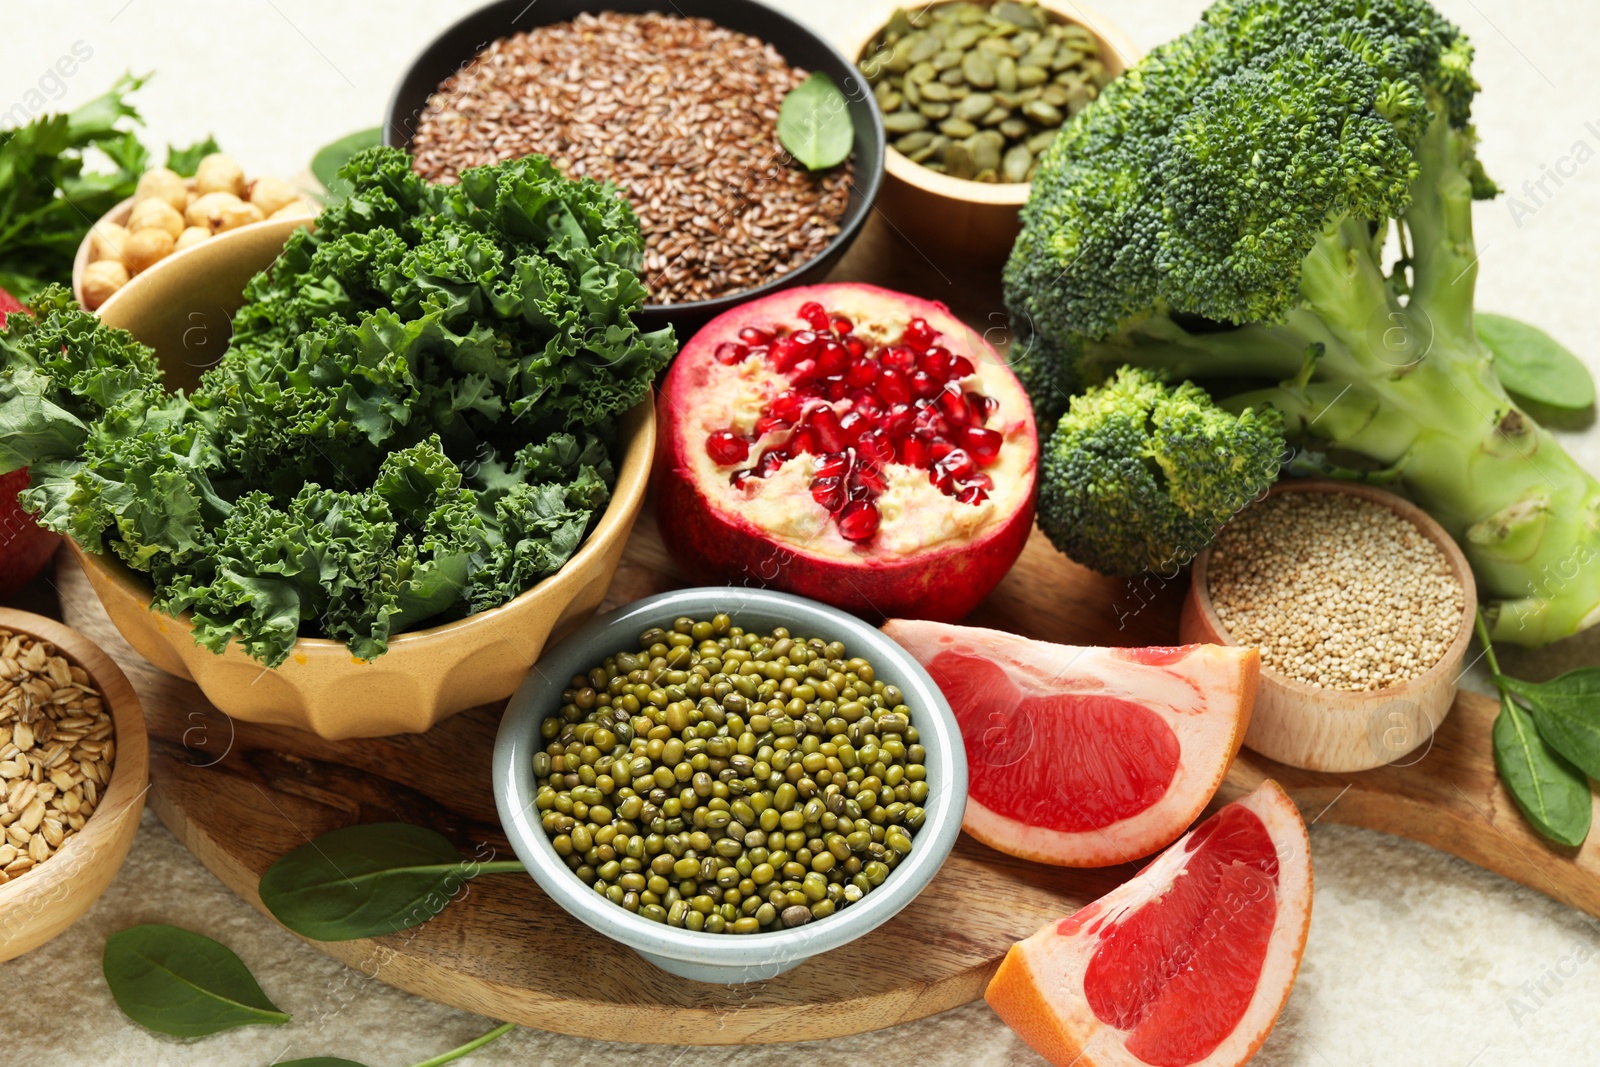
[986,781,1313,1067]
[883,620,1258,866]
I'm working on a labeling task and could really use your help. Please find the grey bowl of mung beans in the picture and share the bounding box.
[492,586,966,984]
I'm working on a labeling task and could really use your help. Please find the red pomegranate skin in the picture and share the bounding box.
[654,282,1037,621]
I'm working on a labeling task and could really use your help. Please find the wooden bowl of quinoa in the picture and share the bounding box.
[1181,480,1476,773]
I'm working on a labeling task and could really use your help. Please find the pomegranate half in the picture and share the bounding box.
[654,283,1037,620]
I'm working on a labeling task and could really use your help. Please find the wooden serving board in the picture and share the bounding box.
[54,215,1600,1045]
[57,509,1600,1046]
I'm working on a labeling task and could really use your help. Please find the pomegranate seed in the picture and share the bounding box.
[838,410,869,443]
[755,449,788,477]
[754,414,790,437]
[900,435,931,467]
[948,355,977,378]
[715,341,749,365]
[811,406,847,452]
[928,465,955,493]
[790,358,820,385]
[857,428,895,465]
[902,318,938,351]
[837,500,881,542]
[938,383,970,425]
[730,468,759,490]
[884,403,915,438]
[792,330,822,359]
[828,378,852,401]
[798,301,830,332]
[941,448,978,480]
[770,390,805,423]
[831,314,854,335]
[877,366,911,404]
[739,326,773,346]
[963,471,995,491]
[915,405,950,437]
[881,345,917,373]
[706,430,749,465]
[817,340,850,376]
[843,334,868,359]
[918,347,951,378]
[966,390,999,422]
[929,436,957,462]
[770,336,801,370]
[852,460,887,494]
[850,390,885,419]
[961,425,1004,464]
[811,475,846,512]
[910,369,940,399]
[815,451,852,478]
[789,426,819,456]
[956,484,988,505]
[846,357,877,389]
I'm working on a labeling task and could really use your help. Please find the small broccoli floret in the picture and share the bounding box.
[1037,367,1285,577]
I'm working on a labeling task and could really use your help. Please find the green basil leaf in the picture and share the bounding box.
[1497,669,1600,779]
[166,135,222,178]
[311,127,383,198]
[276,1059,369,1066]
[259,823,479,941]
[778,73,854,171]
[1478,313,1596,411]
[1492,694,1592,848]
[103,924,291,1037]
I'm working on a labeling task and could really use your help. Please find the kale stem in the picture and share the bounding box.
[410,1022,516,1067]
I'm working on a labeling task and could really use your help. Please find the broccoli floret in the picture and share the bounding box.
[1038,368,1284,577]
[1008,0,1600,646]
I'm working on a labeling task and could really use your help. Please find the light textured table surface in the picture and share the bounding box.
[3,1,1600,1064]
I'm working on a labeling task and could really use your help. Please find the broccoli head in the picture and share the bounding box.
[1038,367,1284,577]
[1007,0,1600,646]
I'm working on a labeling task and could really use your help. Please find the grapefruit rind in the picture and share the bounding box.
[986,781,1313,1067]
[883,619,1258,866]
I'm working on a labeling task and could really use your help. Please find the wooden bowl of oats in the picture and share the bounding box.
[0,609,146,961]
[1180,481,1476,773]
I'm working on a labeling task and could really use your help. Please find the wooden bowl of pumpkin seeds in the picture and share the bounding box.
[853,0,1138,262]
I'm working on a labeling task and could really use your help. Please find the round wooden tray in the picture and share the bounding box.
[58,511,1600,1045]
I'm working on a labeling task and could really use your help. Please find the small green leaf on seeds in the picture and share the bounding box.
[778,73,854,171]
[1492,695,1592,848]
[103,924,290,1037]
[1477,313,1596,411]
[310,127,383,199]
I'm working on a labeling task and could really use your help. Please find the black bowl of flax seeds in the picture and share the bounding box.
[386,0,886,335]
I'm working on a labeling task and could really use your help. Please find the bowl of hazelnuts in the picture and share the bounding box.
[71,153,319,311]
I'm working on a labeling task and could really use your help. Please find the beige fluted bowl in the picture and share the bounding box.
[73,216,655,739]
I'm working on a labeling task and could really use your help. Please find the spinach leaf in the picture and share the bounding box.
[778,73,854,171]
[1493,694,1592,848]
[103,924,290,1036]
[1497,668,1600,780]
[311,127,382,198]
[259,823,523,941]
[1478,313,1595,411]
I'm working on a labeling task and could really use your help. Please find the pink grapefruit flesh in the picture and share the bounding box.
[986,781,1313,1067]
[883,620,1258,867]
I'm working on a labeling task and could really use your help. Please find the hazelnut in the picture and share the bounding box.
[134,167,188,214]
[186,191,243,232]
[174,226,210,252]
[194,153,247,198]
[269,199,318,220]
[81,260,129,310]
[246,176,299,216]
[87,221,130,265]
[127,197,185,240]
[216,200,266,232]
[122,228,175,274]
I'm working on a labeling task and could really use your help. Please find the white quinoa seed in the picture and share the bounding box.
[409,12,854,305]
[1207,492,1466,691]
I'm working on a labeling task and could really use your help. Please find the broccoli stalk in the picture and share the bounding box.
[1007,0,1600,646]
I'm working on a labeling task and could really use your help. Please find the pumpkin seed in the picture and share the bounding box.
[919,80,952,102]
[955,92,995,120]
[894,131,935,153]
[962,51,996,88]
[944,142,976,180]
[939,117,978,138]
[1017,64,1050,88]
[994,0,1042,29]
[995,55,1018,93]
[919,101,952,120]
[1002,143,1033,183]
[933,49,964,71]
[1022,99,1064,125]
[884,110,930,133]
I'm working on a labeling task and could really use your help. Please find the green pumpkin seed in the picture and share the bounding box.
[955,92,995,120]
[939,117,978,138]
[1065,83,1095,116]
[918,80,951,102]
[919,101,952,120]
[933,49,963,71]
[962,51,996,88]
[903,77,922,106]
[894,130,934,153]
[1002,143,1033,183]
[1022,99,1063,125]
[999,116,1031,139]
[906,143,938,163]
[994,0,1042,29]
[908,32,941,63]
[907,61,937,84]
[1017,64,1050,88]
[943,142,976,179]
[878,90,903,112]
[884,110,930,133]
[968,135,1002,174]
[995,55,1018,93]
[947,25,985,50]
[1041,83,1070,107]
[939,66,966,86]
[1053,46,1084,71]
[980,106,1011,127]
[1027,128,1059,153]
